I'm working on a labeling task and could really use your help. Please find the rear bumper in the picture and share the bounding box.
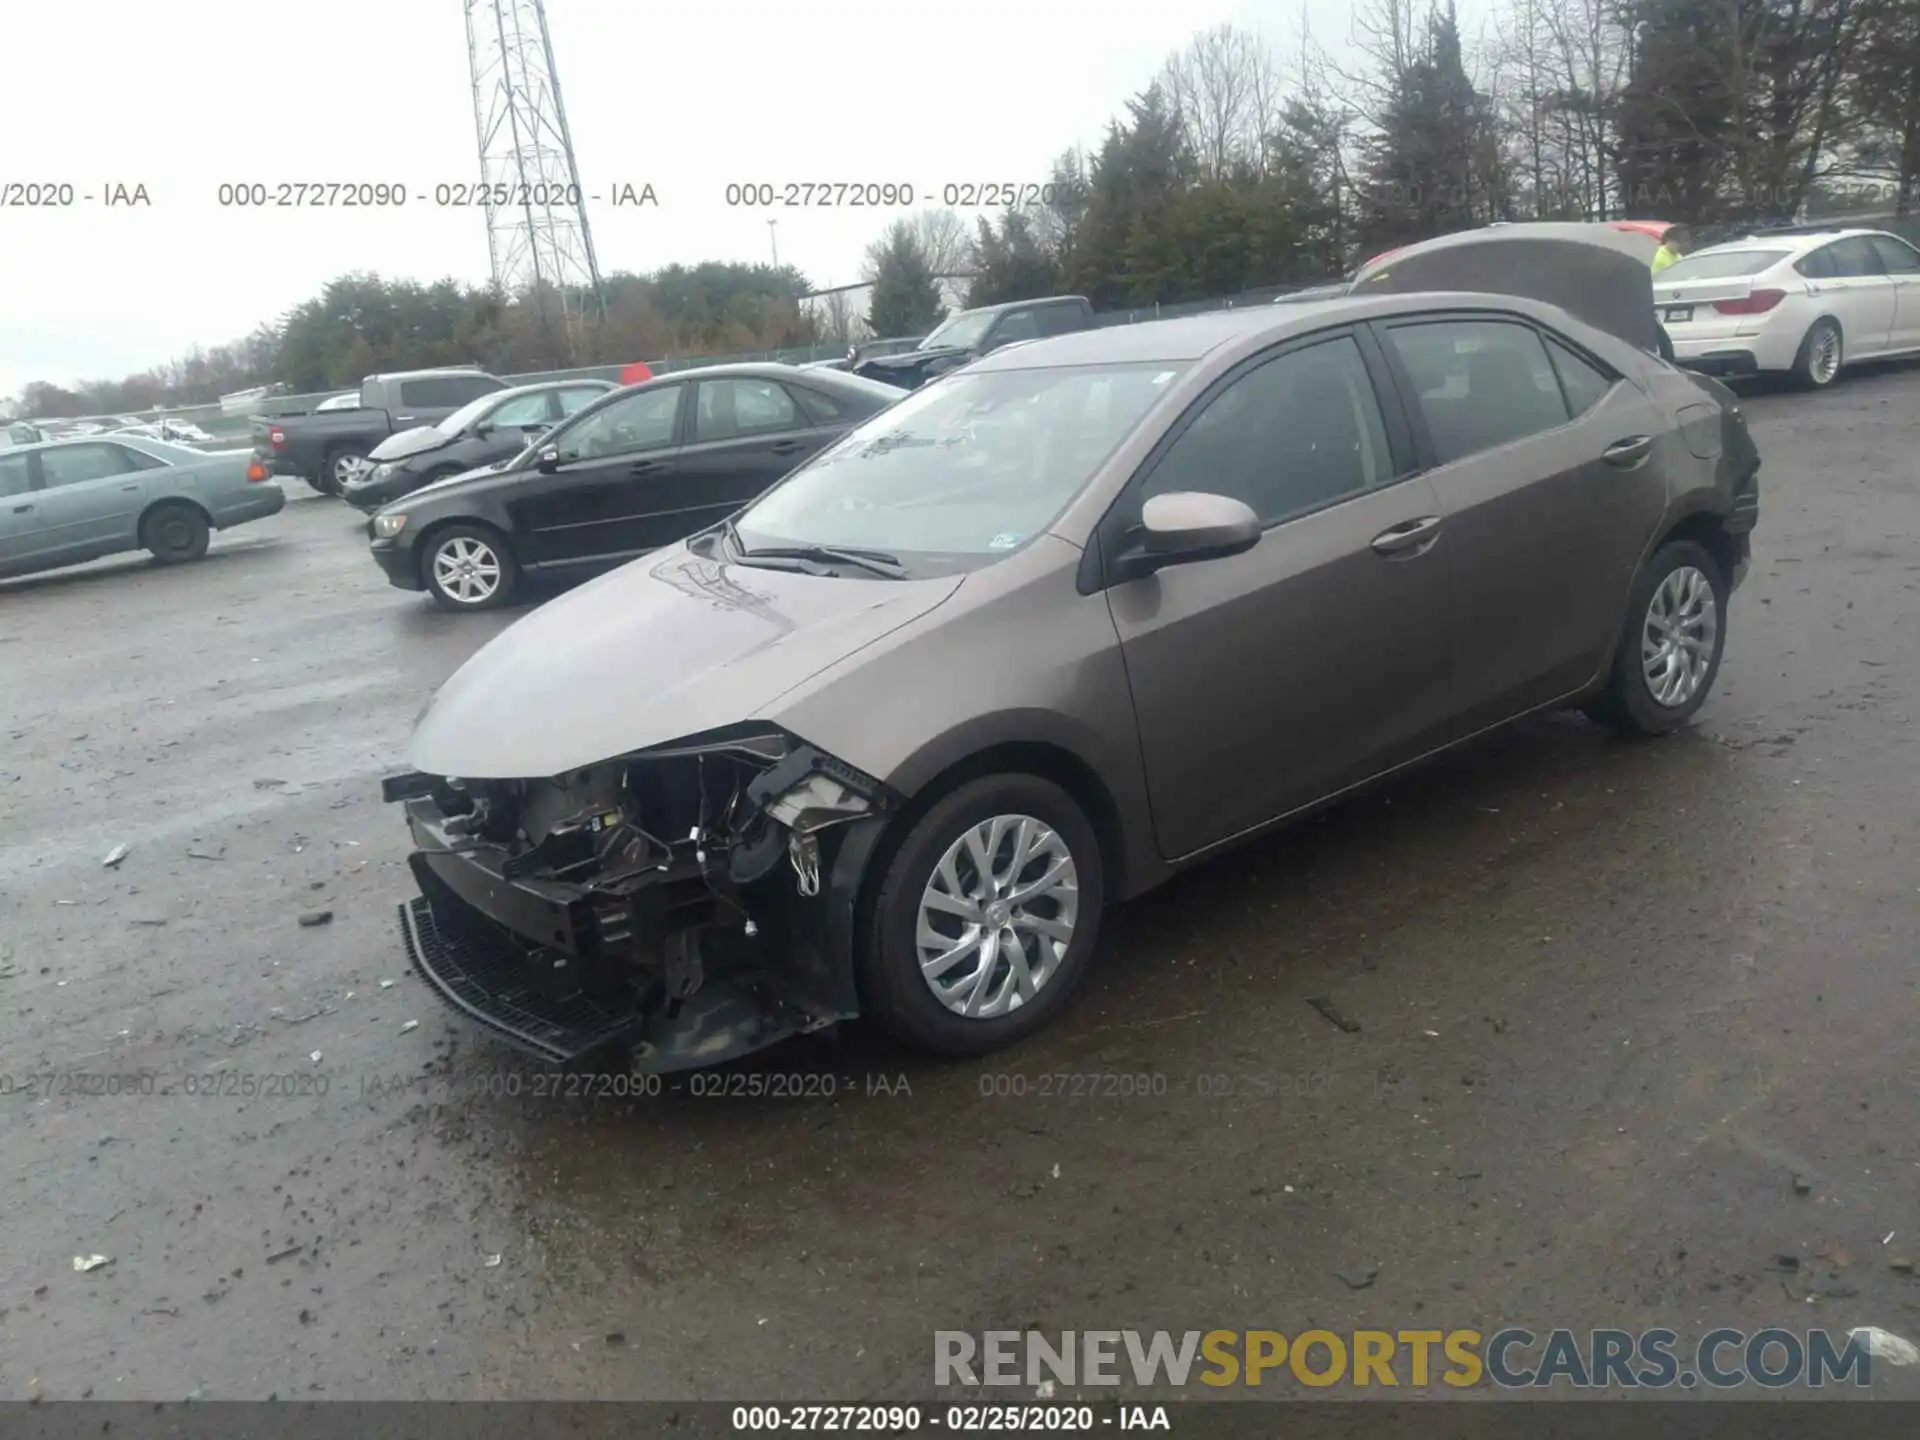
[214,485,286,526]
[1672,346,1760,377]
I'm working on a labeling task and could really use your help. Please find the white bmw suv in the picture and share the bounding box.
[1655,228,1920,388]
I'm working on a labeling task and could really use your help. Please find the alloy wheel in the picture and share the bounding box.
[915,813,1079,1018]
[333,453,372,487]
[431,535,503,605]
[1809,326,1841,385]
[1641,564,1718,708]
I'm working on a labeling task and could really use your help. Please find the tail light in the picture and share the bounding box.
[245,460,269,483]
[267,426,285,449]
[1712,289,1785,316]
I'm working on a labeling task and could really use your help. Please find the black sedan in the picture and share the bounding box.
[367,363,906,610]
[341,379,619,512]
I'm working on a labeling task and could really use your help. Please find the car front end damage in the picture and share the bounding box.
[383,727,899,1070]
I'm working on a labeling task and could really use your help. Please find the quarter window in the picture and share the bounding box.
[1543,335,1615,417]
[487,392,554,428]
[1139,333,1393,524]
[1385,319,1571,464]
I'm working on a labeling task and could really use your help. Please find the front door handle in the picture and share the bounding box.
[769,439,803,455]
[1603,435,1654,468]
[1371,515,1442,557]
[12,502,32,513]
[629,458,667,476]
[121,483,139,492]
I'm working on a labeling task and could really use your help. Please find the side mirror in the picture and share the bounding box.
[473,421,496,438]
[522,422,550,435]
[1123,492,1262,577]
[535,445,561,473]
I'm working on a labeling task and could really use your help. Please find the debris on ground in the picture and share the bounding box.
[1889,1258,1914,1274]
[484,1254,502,1268]
[1306,996,1362,1033]
[378,979,397,990]
[71,1255,111,1273]
[265,1245,303,1264]
[1774,1254,1801,1272]
[297,910,333,928]
[309,1051,323,1064]
[1792,1174,1812,1196]
[185,842,227,861]
[1847,1328,1919,1366]
[101,843,129,868]
[399,1020,419,1034]
[1338,1267,1379,1290]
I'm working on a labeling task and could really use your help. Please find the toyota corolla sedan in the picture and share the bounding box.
[382,288,1760,1071]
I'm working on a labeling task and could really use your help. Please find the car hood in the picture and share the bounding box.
[370,425,455,462]
[857,345,968,375]
[409,545,965,778]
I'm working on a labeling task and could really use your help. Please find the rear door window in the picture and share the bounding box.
[398,375,503,408]
[1384,319,1572,465]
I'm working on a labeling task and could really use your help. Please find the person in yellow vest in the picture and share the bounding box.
[1651,225,1691,274]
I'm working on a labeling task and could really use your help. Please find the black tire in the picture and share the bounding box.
[141,502,210,564]
[1585,539,1728,736]
[1791,317,1843,390]
[319,446,370,496]
[858,773,1106,1056]
[419,522,518,612]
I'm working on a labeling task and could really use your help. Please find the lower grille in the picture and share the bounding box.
[398,897,639,1064]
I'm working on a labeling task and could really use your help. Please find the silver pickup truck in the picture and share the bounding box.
[0,434,283,581]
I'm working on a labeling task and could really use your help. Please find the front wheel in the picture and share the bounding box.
[421,523,518,611]
[1585,539,1728,736]
[858,774,1106,1055]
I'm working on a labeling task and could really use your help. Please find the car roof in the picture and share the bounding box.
[1691,227,1890,255]
[970,289,1643,373]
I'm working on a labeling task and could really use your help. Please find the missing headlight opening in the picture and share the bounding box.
[384,731,893,1070]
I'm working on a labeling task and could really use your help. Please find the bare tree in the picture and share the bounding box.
[864,208,972,283]
[810,287,864,345]
[1159,24,1285,180]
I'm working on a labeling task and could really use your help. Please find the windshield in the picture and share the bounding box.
[437,394,501,434]
[733,362,1185,569]
[1661,249,1787,281]
[921,310,995,351]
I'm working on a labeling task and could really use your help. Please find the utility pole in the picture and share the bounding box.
[465,0,606,357]
[768,218,780,269]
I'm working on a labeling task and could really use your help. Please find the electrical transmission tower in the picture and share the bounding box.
[465,0,606,335]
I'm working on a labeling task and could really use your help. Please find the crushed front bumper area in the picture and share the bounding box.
[384,734,897,1071]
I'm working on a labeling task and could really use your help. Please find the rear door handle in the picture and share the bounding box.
[1603,435,1654,468]
[629,459,667,476]
[121,483,139,492]
[11,502,32,513]
[769,440,803,455]
[1370,515,1442,556]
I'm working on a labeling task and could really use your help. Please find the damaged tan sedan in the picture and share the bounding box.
[384,277,1759,1070]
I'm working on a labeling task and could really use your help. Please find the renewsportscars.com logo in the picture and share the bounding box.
[934,1328,1879,1390]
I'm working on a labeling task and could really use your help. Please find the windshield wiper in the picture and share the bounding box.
[737,542,906,578]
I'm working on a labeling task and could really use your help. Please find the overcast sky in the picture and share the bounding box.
[0,0,1491,398]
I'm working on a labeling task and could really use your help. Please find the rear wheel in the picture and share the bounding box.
[1791,318,1842,389]
[1585,539,1728,736]
[858,774,1106,1055]
[141,502,210,564]
[421,523,518,611]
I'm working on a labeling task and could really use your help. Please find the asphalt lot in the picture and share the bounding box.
[3,366,1919,1404]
